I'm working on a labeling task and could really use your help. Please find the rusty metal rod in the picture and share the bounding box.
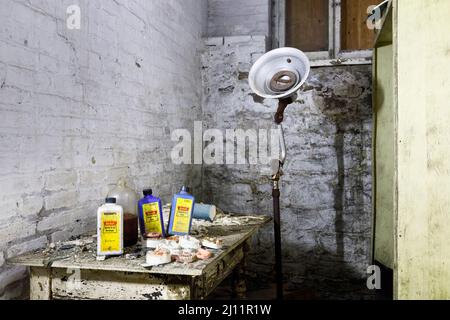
[272,183,283,300]
[271,98,295,300]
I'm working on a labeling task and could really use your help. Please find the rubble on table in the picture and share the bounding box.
[31,205,268,269]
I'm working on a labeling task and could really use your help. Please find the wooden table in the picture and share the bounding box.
[9,213,270,300]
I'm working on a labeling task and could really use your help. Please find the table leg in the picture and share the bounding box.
[30,267,52,300]
[232,262,247,299]
[232,242,250,299]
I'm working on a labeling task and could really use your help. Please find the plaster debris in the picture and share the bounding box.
[179,236,201,250]
[144,247,171,266]
[201,237,223,250]
[196,248,213,260]
[177,250,198,264]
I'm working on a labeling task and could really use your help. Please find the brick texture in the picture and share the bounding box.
[0,0,206,299]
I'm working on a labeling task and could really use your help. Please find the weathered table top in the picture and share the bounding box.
[9,212,271,277]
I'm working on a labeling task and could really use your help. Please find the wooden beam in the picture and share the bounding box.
[30,267,52,300]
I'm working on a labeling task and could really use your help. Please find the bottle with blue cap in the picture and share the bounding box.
[167,186,195,235]
[138,188,165,238]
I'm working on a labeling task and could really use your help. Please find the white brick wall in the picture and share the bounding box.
[0,266,27,298]
[6,236,48,258]
[44,170,78,192]
[0,0,206,299]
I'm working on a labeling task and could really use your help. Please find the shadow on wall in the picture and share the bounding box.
[284,66,372,299]
[318,84,370,275]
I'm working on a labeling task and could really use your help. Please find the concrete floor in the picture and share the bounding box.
[209,281,318,300]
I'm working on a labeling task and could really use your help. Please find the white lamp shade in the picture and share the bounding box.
[249,47,310,99]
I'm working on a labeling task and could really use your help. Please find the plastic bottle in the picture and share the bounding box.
[192,203,216,222]
[107,178,138,246]
[97,197,124,257]
[167,186,195,235]
[138,188,165,238]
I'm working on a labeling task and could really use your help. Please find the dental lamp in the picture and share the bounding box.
[249,47,310,300]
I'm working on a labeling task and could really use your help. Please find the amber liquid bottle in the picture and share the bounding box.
[107,178,138,247]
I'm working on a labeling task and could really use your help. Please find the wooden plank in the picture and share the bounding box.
[373,3,394,269]
[341,0,383,50]
[201,246,244,298]
[50,268,191,300]
[285,0,329,52]
[373,43,394,269]
[395,0,450,300]
[30,267,52,300]
[232,240,250,299]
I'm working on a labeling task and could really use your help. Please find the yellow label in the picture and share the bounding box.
[172,198,193,233]
[100,212,121,252]
[142,202,162,234]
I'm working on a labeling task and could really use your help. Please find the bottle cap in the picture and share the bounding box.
[105,197,116,204]
[181,186,190,193]
[143,188,153,196]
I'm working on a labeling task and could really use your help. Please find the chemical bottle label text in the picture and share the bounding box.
[100,212,121,252]
[172,198,193,233]
[142,202,162,234]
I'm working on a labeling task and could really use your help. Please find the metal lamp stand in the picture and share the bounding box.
[270,97,294,300]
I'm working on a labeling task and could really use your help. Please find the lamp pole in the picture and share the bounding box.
[271,96,294,300]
